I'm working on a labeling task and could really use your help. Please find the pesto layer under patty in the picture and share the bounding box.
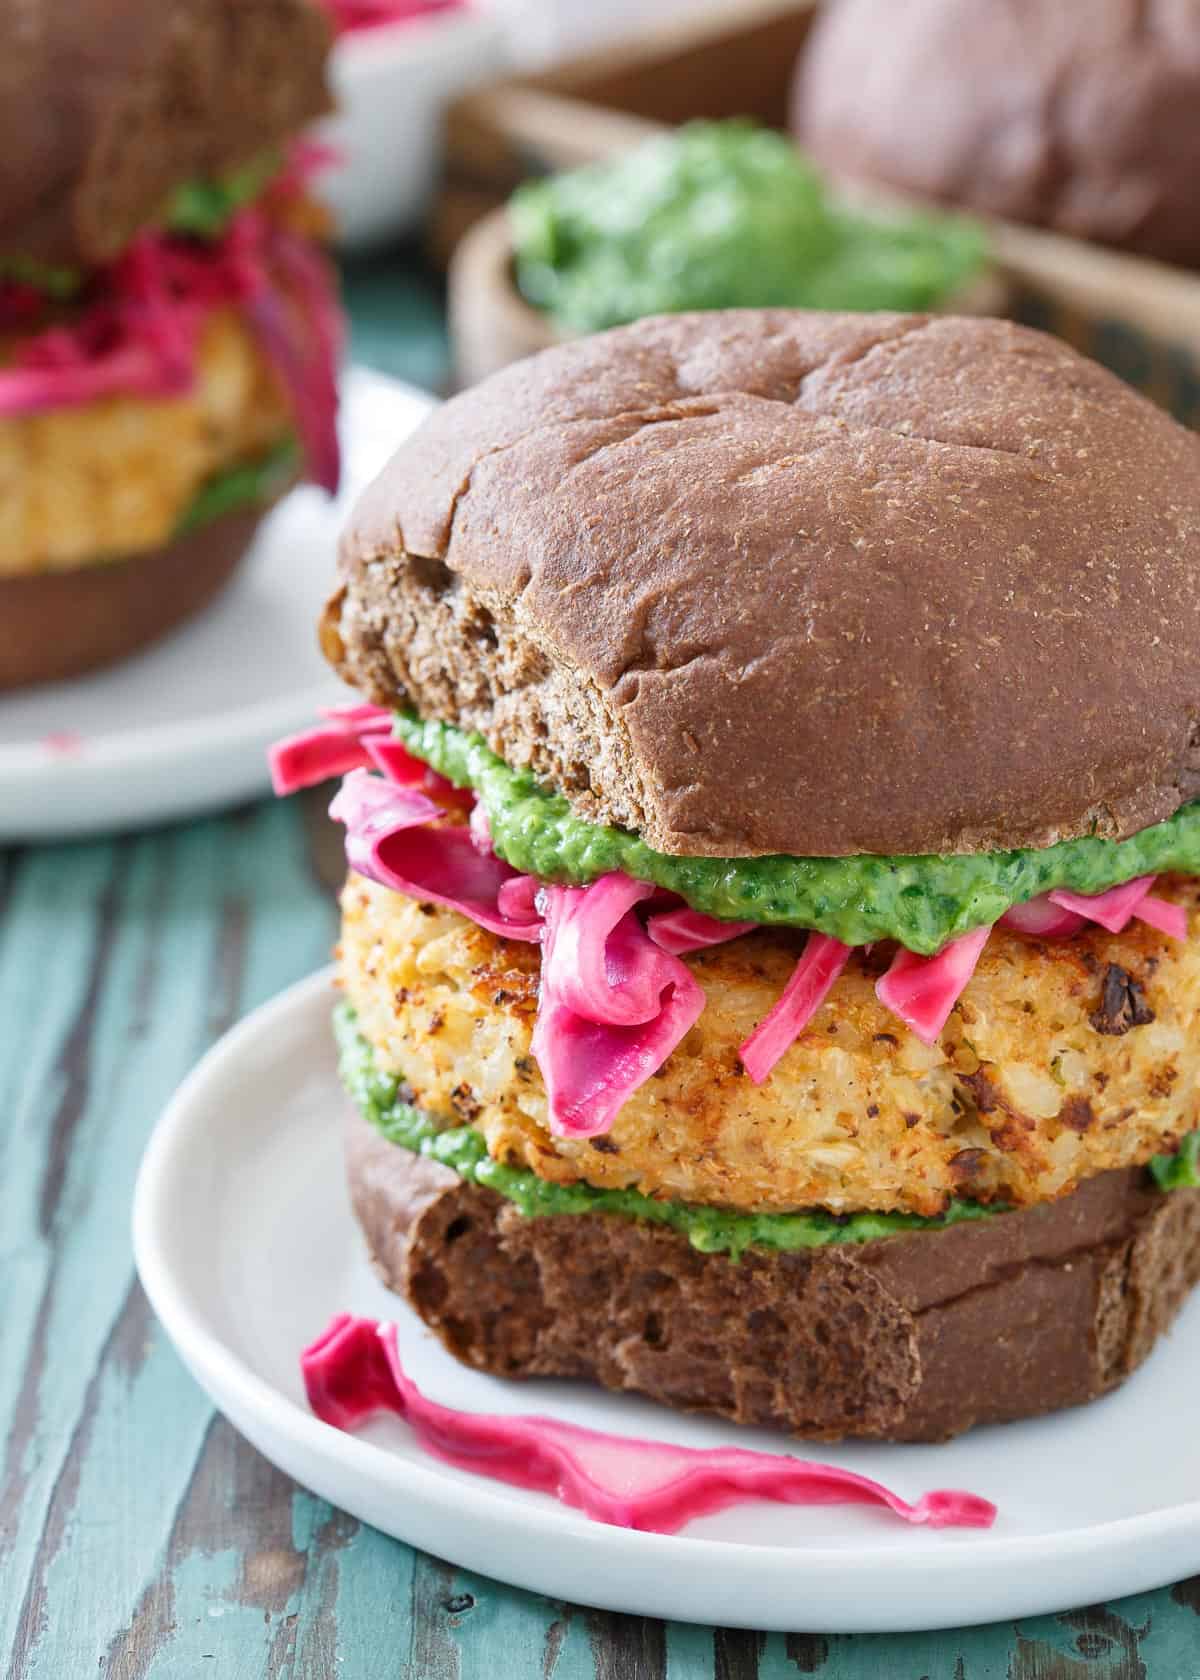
[336,1004,1005,1258]
[175,436,298,535]
[394,714,1200,955]
[338,1006,1200,1259]
[1150,1131,1200,1190]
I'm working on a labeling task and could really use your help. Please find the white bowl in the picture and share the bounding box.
[313,8,507,249]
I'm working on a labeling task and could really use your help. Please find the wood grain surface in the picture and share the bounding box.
[3,253,1200,1679]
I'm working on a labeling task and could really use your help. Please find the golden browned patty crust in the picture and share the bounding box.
[338,873,1200,1219]
[0,306,291,577]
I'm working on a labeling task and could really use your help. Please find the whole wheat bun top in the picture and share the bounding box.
[793,0,1200,270]
[325,310,1200,860]
[0,0,332,270]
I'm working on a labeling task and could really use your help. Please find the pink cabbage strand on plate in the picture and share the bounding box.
[270,709,1189,1137]
[302,1314,998,1534]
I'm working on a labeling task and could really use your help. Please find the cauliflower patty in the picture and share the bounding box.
[0,307,291,577]
[338,874,1200,1218]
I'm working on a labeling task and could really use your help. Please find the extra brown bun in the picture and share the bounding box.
[0,505,269,690]
[326,310,1200,859]
[793,0,1200,270]
[345,1106,1200,1442]
[0,0,332,270]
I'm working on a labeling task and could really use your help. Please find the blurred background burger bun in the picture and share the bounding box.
[0,0,341,691]
[0,0,332,270]
[793,0,1200,270]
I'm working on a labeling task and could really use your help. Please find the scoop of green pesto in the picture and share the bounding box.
[335,1004,1002,1258]
[510,120,987,333]
[394,714,1200,955]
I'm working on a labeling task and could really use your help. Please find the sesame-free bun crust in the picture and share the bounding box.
[345,1108,1200,1442]
[326,310,1200,858]
[0,0,332,270]
[794,0,1200,271]
[0,504,267,690]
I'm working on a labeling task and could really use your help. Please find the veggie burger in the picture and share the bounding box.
[0,0,341,689]
[275,310,1200,1441]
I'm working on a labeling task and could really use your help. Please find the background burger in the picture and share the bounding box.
[0,0,341,690]
[793,0,1200,271]
[276,309,1200,1442]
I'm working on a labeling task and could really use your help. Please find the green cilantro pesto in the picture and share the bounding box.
[0,255,81,298]
[0,152,283,300]
[393,714,1200,955]
[510,120,987,334]
[335,1003,1002,1259]
[164,151,283,240]
[339,1006,1197,1257]
[1149,1130,1200,1191]
[175,437,298,536]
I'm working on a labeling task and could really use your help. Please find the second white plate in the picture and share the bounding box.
[0,368,434,842]
[133,967,1200,1633]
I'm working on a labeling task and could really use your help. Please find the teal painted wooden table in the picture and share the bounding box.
[4,251,1200,1680]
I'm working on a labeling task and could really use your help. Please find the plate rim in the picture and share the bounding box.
[0,676,339,778]
[132,966,1200,1631]
[0,367,435,839]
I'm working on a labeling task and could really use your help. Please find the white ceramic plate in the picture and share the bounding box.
[314,11,508,249]
[0,369,434,843]
[133,968,1200,1634]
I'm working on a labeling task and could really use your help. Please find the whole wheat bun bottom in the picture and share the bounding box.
[0,504,270,691]
[345,1105,1200,1442]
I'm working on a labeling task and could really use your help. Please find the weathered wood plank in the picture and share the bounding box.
[0,805,335,1678]
[742,1593,1175,1680]
[666,1622,719,1676]
[432,1571,597,1680]
[298,784,350,898]
[341,246,454,395]
[713,1627,766,1680]
[586,1607,668,1679]
[286,1502,416,1678]
[104,1404,314,1680]
[1,839,142,1665]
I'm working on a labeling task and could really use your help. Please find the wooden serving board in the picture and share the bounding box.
[438,0,1200,425]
